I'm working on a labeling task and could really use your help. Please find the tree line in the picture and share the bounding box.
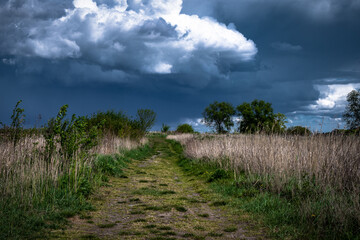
[0,102,157,147]
[169,88,360,135]
[202,99,287,134]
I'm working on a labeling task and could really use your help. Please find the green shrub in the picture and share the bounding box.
[176,124,194,133]
[161,124,170,133]
[286,126,312,135]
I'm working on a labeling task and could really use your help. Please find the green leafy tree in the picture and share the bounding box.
[136,109,156,132]
[343,89,360,130]
[237,99,286,133]
[176,123,194,133]
[203,101,235,133]
[161,123,170,133]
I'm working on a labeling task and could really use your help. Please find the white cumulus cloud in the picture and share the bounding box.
[308,83,360,112]
[6,0,257,78]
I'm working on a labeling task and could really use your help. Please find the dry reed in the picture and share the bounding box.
[0,135,145,205]
[167,133,360,233]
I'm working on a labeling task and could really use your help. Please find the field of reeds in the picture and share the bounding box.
[167,133,360,239]
[0,132,146,239]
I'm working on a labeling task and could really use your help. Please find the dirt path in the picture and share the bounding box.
[50,137,264,240]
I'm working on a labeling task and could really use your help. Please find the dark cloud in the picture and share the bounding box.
[271,42,302,52]
[1,0,360,132]
[0,0,257,84]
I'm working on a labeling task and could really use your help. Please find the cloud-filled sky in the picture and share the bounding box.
[1,0,360,132]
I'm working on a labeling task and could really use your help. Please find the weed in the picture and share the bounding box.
[80,234,100,239]
[158,226,172,230]
[174,206,187,212]
[119,230,143,236]
[148,237,176,240]
[79,214,92,219]
[211,201,227,206]
[129,198,141,202]
[183,233,195,237]
[130,210,145,215]
[159,190,176,195]
[207,232,223,237]
[194,226,206,231]
[145,205,171,211]
[207,169,229,182]
[198,213,209,218]
[97,223,116,228]
[144,224,157,229]
[159,231,176,236]
[134,218,147,223]
[223,226,237,232]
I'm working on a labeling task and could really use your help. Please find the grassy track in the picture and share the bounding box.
[50,135,265,240]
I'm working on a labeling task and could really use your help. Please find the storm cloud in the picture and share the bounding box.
[1,0,360,132]
[1,0,257,80]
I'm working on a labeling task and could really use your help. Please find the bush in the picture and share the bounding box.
[161,124,170,133]
[176,124,194,133]
[286,126,312,135]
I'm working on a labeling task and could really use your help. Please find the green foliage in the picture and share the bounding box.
[176,123,194,133]
[161,123,170,133]
[207,169,229,182]
[0,102,158,240]
[86,109,156,140]
[10,100,25,147]
[87,110,132,137]
[44,105,100,163]
[343,88,360,130]
[202,101,235,133]
[237,99,286,133]
[287,126,312,135]
[135,109,156,132]
[94,154,126,177]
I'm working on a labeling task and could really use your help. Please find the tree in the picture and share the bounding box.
[176,123,194,133]
[287,126,312,136]
[343,89,360,130]
[236,99,286,133]
[203,101,235,133]
[136,109,156,132]
[273,113,287,133]
[161,124,170,133]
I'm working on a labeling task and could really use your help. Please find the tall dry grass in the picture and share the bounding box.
[0,134,145,205]
[167,133,360,236]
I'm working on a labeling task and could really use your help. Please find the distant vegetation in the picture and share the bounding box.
[202,100,286,134]
[203,101,235,133]
[86,108,155,139]
[286,126,312,135]
[176,123,194,133]
[343,88,360,130]
[161,123,170,133]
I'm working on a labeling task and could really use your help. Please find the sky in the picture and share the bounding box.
[1,0,360,132]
